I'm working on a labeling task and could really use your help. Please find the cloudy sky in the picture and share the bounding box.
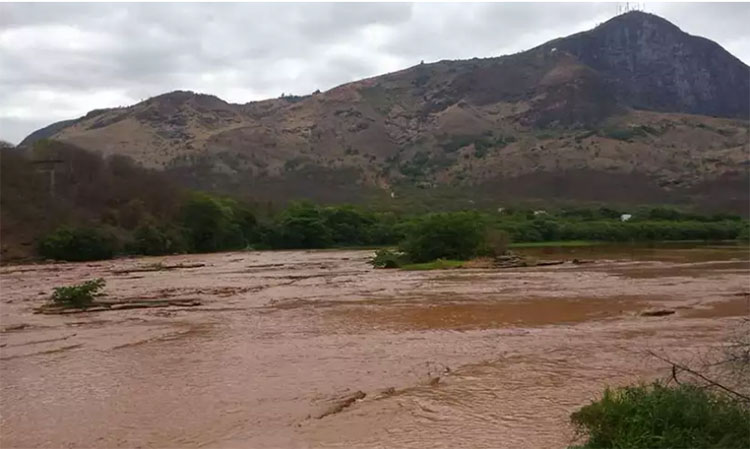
[1,2,748,144]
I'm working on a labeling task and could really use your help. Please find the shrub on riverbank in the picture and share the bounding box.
[131,223,187,256]
[180,192,252,253]
[570,383,750,449]
[369,213,507,268]
[38,226,118,261]
[399,212,486,263]
[267,201,333,249]
[369,248,409,268]
[33,199,749,262]
[557,220,744,242]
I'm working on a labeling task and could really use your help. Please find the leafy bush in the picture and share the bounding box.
[400,212,485,263]
[132,223,187,256]
[51,278,106,308]
[571,383,750,449]
[38,226,118,261]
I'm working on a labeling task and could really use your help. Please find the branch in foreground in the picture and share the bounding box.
[647,350,750,403]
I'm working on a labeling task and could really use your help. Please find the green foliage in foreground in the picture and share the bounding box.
[51,278,106,308]
[570,383,750,449]
[38,226,117,261]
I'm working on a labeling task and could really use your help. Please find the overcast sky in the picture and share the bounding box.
[1,2,748,144]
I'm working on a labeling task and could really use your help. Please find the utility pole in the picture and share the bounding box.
[31,158,64,198]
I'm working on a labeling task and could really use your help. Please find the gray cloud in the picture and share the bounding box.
[1,2,748,144]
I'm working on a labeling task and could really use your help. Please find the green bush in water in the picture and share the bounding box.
[369,248,409,268]
[400,212,485,263]
[51,278,106,308]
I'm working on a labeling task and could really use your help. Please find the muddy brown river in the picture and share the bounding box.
[1,245,748,448]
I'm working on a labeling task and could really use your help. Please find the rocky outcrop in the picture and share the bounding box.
[541,11,749,119]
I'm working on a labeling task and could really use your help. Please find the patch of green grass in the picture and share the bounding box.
[400,259,465,270]
[570,382,750,449]
[510,240,599,248]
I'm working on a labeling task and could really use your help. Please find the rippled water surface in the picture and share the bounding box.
[1,244,748,448]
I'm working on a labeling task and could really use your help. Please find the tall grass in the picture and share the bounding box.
[571,383,750,449]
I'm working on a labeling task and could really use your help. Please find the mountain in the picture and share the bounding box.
[18,118,77,148]
[19,11,750,211]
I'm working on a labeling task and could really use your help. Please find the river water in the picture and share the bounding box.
[1,244,748,448]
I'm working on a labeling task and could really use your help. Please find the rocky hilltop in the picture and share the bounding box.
[20,11,750,209]
[540,11,749,118]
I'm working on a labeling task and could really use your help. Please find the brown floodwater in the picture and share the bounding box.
[0,244,748,448]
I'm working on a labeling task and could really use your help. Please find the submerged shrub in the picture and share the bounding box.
[400,212,485,263]
[38,226,117,261]
[51,278,106,308]
[570,382,750,449]
[369,248,409,268]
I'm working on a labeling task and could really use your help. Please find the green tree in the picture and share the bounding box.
[272,201,332,249]
[180,192,249,252]
[322,206,375,246]
[400,212,485,262]
[38,226,118,261]
[132,223,186,256]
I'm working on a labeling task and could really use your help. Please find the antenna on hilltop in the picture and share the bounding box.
[616,2,647,15]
